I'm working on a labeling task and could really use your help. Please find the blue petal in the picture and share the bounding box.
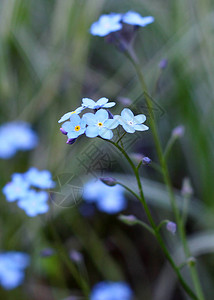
[86,126,99,138]
[83,113,97,125]
[96,97,108,106]
[69,114,81,126]
[95,109,109,122]
[121,123,135,133]
[121,108,134,121]
[122,11,154,27]
[103,102,116,108]
[104,119,119,129]
[99,128,113,139]
[134,114,146,124]
[62,121,75,132]
[133,124,149,131]
[58,112,73,123]
[82,98,95,108]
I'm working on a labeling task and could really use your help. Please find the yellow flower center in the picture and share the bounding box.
[71,111,76,114]
[75,125,81,131]
[98,122,103,127]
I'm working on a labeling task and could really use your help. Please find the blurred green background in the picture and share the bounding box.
[1,0,214,299]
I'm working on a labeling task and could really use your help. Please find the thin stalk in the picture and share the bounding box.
[107,140,197,300]
[124,48,204,300]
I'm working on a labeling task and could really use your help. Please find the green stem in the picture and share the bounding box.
[125,48,204,300]
[107,140,197,300]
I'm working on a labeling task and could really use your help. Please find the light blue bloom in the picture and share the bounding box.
[90,13,122,36]
[82,97,115,109]
[90,281,133,300]
[24,167,55,189]
[17,190,49,217]
[83,180,126,214]
[122,11,154,27]
[84,109,118,140]
[166,221,177,234]
[114,108,149,133]
[2,173,30,202]
[0,121,38,159]
[58,106,85,123]
[0,252,30,290]
[62,114,86,139]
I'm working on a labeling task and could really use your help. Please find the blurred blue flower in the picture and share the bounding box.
[90,13,122,36]
[17,190,49,217]
[0,121,38,159]
[122,11,154,27]
[114,108,149,133]
[82,97,115,109]
[0,251,30,290]
[58,106,85,123]
[90,281,133,300]
[166,221,177,235]
[2,173,30,202]
[83,180,126,214]
[84,109,118,140]
[25,167,56,189]
[62,114,86,139]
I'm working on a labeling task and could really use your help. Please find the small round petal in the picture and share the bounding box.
[86,126,99,138]
[62,121,75,132]
[96,97,109,107]
[83,113,97,126]
[90,13,123,37]
[69,114,82,126]
[103,102,116,108]
[95,109,109,122]
[121,108,134,121]
[99,127,113,140]
[58,112,74,123]
[121,122,136,133]
[134,114,146,124]
[123,11,154,27]
[82,98,95,108]
[105,118,119,129]
[133,124,149,131]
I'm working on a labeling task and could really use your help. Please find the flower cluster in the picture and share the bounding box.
[2,168,55,217]
[0,121,38,159]
[0,252,30,290]
[83,180,126,214]
[90,11,154,37]
[58,97,148,143]
[90,281,133,300]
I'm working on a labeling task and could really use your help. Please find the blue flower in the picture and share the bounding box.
[90,281,133,300]
[114,108,149,133]
[17,190,49,217]
[24,167,56,189]
[166,221,177,235]
[82,97,115,109]
[58,106,85,123]
[84,109,118,140]
[0,121,38,159]
[61,114,86,139]
[83,180,126,214]
[0,252,30,290]
[90,13,122,36]
[122,11,154,27]
[2,174,30,202]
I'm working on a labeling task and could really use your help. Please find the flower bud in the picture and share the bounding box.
[60,128,67,135]
[172,125,185,138]
[142,157,152,165]
[40,248,55,257]
[118,214,137,225]
[159,59,168,69]
[70,250,83,263]
[100,177,117,186]
[181,177,193,197]
[66,138,76,145]
[166,221,176,234]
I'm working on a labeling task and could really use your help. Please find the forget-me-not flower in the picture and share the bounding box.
[90,281,133,300]
[122,11,154,27]
[84,109,118,140]
[2,173,30,202]
[58,106,85,123]
[0,121,38,159]
[83,180,126,214]
[25,167,56,189]
[90,13,122,36]
[114,108,149,133]
[0,252,30,290]
[17,190,49,217]
[82,97,115,109]
[62,114,86,139]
